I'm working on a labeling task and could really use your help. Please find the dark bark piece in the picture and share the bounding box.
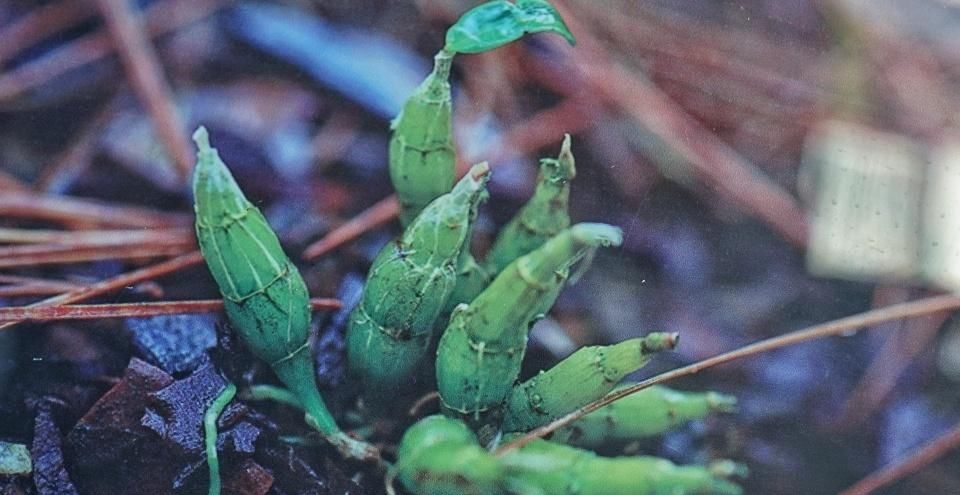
[143,360,259,455]
[141,360,263,492]
[31,403,79,495]
[64,358,177,495]
[125,314,218,375]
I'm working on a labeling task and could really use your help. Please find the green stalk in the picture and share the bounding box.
[390,50,457,227]
[436,223,623,428]
[192,127,375,460]
[502,333,678,432]
[553,385,737,449]
[347,164,490,408]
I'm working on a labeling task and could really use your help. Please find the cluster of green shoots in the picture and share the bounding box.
[191,2,745,494]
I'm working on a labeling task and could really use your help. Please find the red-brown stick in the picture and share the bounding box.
[0,0,93,64]
[302,196,399,260]
[0,0,227,102]
[0,251,204,332]
[0,227,192,245]
[0,192,190,228]
[96,0,193,181]
[0,298,341,323]
[0,243,194,269]
[838,421,960,495]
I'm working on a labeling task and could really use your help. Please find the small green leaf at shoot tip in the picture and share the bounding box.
[445,0,576,54]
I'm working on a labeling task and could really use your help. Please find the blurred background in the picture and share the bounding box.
[3,0,960,494]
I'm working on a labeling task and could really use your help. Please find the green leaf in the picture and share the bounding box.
[445,0,575,54]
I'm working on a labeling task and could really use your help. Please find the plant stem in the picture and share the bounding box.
[496,294,960,455]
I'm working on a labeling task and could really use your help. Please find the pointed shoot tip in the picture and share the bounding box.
[192,126,210,150]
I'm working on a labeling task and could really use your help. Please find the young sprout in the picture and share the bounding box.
[347,163,491,408]
[393,415,502,495]
[390,50,457,227]
[390,0,576,226]
[502,333,678,433]
[485,134,576,276]
[553,385,738,449]
[436,223,623,428]
[204,382,236,495]
[395,415,742,495]
[499,438,743,495]
[192,127,375,460]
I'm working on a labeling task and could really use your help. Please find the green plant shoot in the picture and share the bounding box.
[192,127,375,460]
[347,163,491,407]
[394,415,502,495]
[436,223,623,427]
[485,134,576,275]
[395,415,742,495]
[390,50,457,226]
[204,382,236,495]
[445,0,576,54]
[499,438,743,495]
[501,333,678,433]
[553,385,738,449]
[390,0,576,226]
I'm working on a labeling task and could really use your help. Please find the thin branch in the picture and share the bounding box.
[0,192,190,228]
[0,170,30,192]
[302,196,399,260]
[0,251,204,332]
[838,421,960,495]
[496,294,960,455]
[0,227,192,246]
[0,0,93,64]
[0,298,341,322]
[96,0,193,181]
[0,242,194,268]
[0,0,227,102]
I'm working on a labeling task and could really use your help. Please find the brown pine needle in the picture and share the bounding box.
[0,0,93,64]
[0,298,341,322]
[0,192,190,228]
[0,251,204,332]
[0,0,228,102]
[0,243,195,268]
[0,227,192,245]
[302,195,399,260]
[496,294,960,455]
[97,0,193,181]
[838,421,960,495]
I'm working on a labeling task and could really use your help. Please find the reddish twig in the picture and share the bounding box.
[0,192,190,228]
[0,0,94,64]
[96,0,193,182]
[833,294,950,428]
[0,275,85,297]
[0,0,227,102]
[0,227,192,245]
[0,242,195,268]
[0,297,341,323]
[0,170,30,192]
[488,98,596,165]
[496,294,960,455]
[302,196,399,260]
[838,421,960,495]
[0,251,204,332]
